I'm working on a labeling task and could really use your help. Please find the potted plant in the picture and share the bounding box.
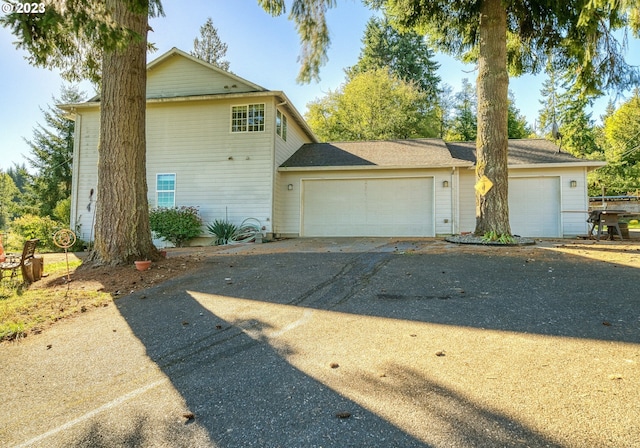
[134,260,152,271]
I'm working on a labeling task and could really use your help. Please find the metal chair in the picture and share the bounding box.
[0,239,39,283]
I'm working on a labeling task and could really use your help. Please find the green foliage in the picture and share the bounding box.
[257,0,335,83]
[0,1,164,83]
[306,68,439,141]
[347,16,441,99]
[445,78,477,141]
[207,219,239,246]
[25,85,84,218]
[370,0,640,95]
[589,89,640,195]
[481,231,515,244]
[0,172,19,229]
[507,92,531,139]
[149,206,203,247]
[191,17,230,70]
[8,214,62,252]
[53,198,71,225]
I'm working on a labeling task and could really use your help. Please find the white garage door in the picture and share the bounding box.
[509,177,561,237]
[301,177,434,237]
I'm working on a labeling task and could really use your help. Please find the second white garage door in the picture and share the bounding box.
[301,177,434,237]
[508,176,561,237]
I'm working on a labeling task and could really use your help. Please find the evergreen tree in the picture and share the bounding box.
[507,91,531,139]
[367,0,640,237]
[25,85,85,218]
[537,62,562,139]
[446,78,477,141]
[347,16,440,99]
[556,83,599,158]
[191,17,230,70]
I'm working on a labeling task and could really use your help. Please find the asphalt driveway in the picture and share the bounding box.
[1,238,639,447]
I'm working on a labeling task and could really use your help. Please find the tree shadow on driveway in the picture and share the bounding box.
[116,277,560,447]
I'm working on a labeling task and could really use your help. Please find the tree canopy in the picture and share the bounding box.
[306,68,439,141]
[346,16,440,99]
[366,0,640,237]
[25,85,85,218]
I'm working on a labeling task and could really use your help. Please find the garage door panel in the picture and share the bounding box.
[302,178,434,237]
[508,177,560,237]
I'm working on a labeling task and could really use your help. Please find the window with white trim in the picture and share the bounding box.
[156,173,176,207]
[231,104,265,132]
[276,109,287,141]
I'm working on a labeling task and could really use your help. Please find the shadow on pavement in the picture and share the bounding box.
[107,248,575,447]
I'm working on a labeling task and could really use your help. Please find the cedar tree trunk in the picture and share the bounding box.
[474,0,511,236]
[91,0,158,265]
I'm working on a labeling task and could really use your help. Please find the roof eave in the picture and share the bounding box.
[279,163,473,172]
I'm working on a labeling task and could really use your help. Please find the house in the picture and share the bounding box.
[61,48,605,244]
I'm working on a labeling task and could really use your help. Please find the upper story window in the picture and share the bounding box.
[156,173,176,207]
[276,109,288,141]
[231,104,265,132]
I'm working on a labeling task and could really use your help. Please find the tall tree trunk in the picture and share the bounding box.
[474,0,511,236]
[91,0,158,265]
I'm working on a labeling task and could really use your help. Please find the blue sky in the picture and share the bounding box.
[1,0,639,171]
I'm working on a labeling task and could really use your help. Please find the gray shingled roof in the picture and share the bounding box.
[281,138,605,169]
[280,139,472,168]
[446,139,595,165]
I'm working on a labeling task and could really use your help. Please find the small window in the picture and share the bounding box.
[156,173,176,207]
[276,109,288,141]
[231,104,265,132]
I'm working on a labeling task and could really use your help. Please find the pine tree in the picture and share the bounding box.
[347,16,440,99]
[25,85,85,218]
[446,79,477,141]
[191,18,230,71]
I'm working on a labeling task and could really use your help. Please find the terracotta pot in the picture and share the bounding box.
[134,260,151,271]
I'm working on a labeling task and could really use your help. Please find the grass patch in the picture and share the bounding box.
[0,259,112,342]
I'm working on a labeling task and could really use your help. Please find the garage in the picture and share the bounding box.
[301,177,434,237]
[508,177,561,237]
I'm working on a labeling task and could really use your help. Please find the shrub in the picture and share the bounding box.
[8,214,62,252]
[53,198,71,225]
[207,219,238,245]
[149,206,202,247]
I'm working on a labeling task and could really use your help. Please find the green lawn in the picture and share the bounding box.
[0,259,112,342]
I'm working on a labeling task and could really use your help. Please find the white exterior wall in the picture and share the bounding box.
[276,168,453,237]
[272,110,313,236]
[70,108,100,242]
[458,166,591,237]
[71,95,285,243]
[145,96,275,233]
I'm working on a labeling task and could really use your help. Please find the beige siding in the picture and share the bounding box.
[277,168,452,237]
[273,109,313,235]
[72,95,280,243]
[146,97,275,234]
[458,167,590,237]
[147,55,258,98]
[71,108,100,242]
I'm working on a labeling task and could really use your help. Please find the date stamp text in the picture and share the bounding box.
[2,2,46,14]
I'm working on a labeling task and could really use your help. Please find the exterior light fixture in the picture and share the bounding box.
[570,180,577,188]
[442,180,449,188]
[287,184,293,190]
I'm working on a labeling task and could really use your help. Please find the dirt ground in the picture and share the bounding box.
[34,235,640,297]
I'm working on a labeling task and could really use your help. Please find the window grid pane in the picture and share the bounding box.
[156,174,176,208]
[247,104,265,132]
